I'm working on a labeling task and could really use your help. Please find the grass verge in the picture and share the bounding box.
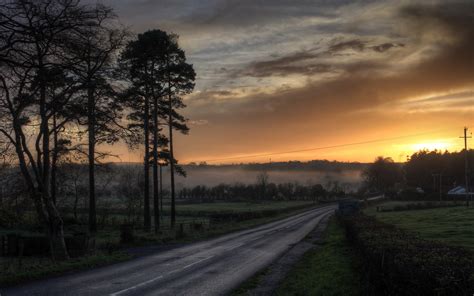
[233,218,361,296]
[275,218,362,296]
[232,268,269,295]
[0,252,130,287]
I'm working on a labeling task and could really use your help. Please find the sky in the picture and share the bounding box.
[101,0,473,164]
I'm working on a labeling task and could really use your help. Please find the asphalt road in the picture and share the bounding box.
[2,205,335,296]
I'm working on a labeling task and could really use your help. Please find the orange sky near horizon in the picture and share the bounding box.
[108,125,471,164]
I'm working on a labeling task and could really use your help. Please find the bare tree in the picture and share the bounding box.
[0,0,98,260]
[0,0,127,259]
[64,4,127,234]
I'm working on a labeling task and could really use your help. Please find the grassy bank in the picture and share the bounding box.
[0,252,130,287]
[366,203,474,250]
[276,218,361,295]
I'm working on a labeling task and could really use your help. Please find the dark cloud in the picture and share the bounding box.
[328,39,367,52]
[400,1,474,38]
[117,0,356,27]
[370,42,404,52]
[237,51,334,77]
[227,0,473,83]
[101,0,367,35]
[190,1,474,118]
[328,39,404,53]
[236,39,404,78]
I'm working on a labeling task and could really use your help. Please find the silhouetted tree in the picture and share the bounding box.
[119,31,166,232]
[119,29,193,230]
[65,4,127,234]
[162,32,195,227]
[405,149,473,192]
[363,156,402,194]
[0,0,110,260]
[42,67,78,205]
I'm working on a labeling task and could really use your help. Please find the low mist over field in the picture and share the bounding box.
[141,161,367,191]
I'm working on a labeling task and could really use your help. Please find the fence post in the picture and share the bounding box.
[178,223,184,238]
[18,237,24,270]
[1,235,4,256]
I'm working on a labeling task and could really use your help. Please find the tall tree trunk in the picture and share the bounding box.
[87,84,97,234]
[51,113,58,205]
[152,96,160,233]
[143,96,151,232]
[159,164,163,218]
[40,77,68,260]
[40,80,50,207]
[43,195,69,261]
[168,83,176,228]
[74,180,79,221]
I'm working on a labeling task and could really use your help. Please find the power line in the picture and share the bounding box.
[199,129,448,163]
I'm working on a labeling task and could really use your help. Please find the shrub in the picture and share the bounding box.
[341,214,474,295]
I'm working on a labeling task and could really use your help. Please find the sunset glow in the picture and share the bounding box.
[411,142,453,153]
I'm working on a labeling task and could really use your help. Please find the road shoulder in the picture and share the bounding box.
[233,213,333,295]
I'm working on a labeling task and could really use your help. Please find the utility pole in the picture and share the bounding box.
[439,173,443,202]
[432,173,437,193]
[432,173,443,202]
[460,127,472,206]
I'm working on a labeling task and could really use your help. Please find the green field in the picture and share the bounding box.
[176,201,316,213]
[366,203,474,250]
[276,219,362,296]
[96,201,320,247]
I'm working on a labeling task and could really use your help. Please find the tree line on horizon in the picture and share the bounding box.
[185,159,367,171]
[362,149,473,197]
[0,0,194,260]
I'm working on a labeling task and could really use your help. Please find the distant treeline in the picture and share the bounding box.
[0,163,347,229]
[185,160,368,172]
[178,179,344,202]
[406,150,474,193]
[362,150,473,196]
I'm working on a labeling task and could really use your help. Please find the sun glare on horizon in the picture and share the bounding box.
[411,141,453,152]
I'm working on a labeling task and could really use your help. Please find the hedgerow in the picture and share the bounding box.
[341,214,474,295]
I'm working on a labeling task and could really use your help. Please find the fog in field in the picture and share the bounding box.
[163,166,364,192]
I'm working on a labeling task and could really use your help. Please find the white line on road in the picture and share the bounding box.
[182,255,214,269]
[226,243,244,251]
[109,255,215,296]
[109,275,163,296]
